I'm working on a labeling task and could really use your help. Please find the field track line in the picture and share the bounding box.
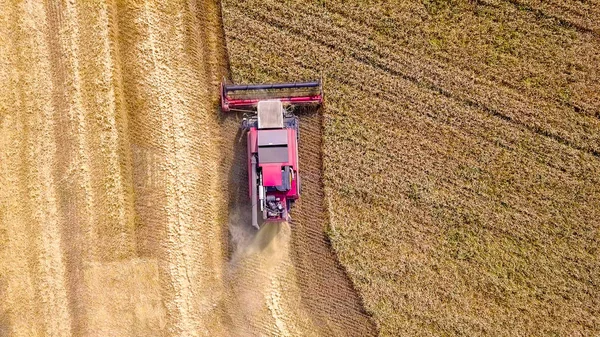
[231,2,600,158]
[42,0,98,334]
[0,47,42,337]
[117,1,226,335]
[127,2,200,334]
[43,0,142,333]
[71,1,140,334]
[2,1,74,336]
[73,1,137,263]
[498,0,599,36]
[0,3,42,335]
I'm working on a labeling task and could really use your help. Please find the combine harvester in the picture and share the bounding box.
[221,80,323,228]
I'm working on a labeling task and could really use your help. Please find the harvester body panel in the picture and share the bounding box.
[247,121,300,228]
[222,79,322,228]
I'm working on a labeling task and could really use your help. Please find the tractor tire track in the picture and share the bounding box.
[43,0,97,334]
[1,1,73,336]
[117,0,226,335]
[219,38,377,337]
[0,3,41,336]
[499,0,600,36]
[42,0,141,334]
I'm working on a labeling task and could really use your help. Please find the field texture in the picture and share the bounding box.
[0,0,373,336]
[0,0,229,335]
[3,0,599,336]
[221,0,600,336]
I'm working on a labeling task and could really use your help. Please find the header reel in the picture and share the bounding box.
[220,79,323,113]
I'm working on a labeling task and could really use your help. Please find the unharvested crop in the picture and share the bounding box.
[222,0,600,335]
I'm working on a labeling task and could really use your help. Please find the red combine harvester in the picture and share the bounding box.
[221,80,323,228]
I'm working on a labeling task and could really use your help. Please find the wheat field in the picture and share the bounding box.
[0,0,374,336]
[1,0,599,336]
[222,0,600,335]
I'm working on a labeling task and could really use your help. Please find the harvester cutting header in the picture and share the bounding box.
[221,79,323,228]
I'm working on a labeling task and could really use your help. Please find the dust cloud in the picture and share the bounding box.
[222,209,318,337]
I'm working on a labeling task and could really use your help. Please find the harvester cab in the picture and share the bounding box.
[221,79,323,228]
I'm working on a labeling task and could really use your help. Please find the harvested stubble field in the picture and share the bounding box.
[222,0,600,336]
[0,1,230,335]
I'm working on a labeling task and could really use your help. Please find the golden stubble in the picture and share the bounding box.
[223,212,318,337]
